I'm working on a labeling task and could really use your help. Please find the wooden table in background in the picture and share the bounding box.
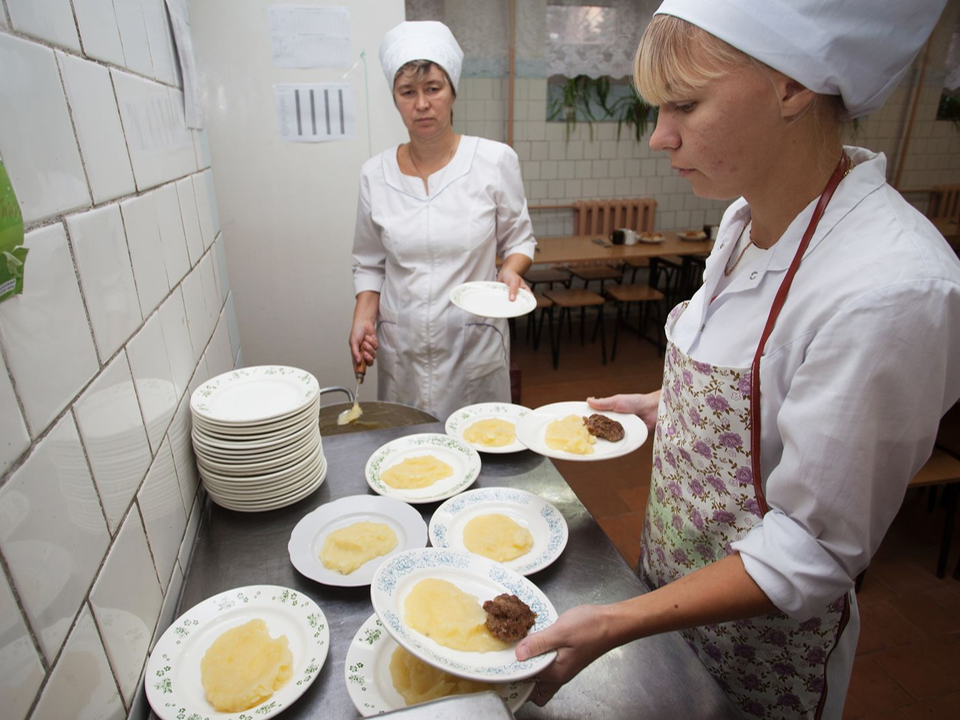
[531,233,713,265]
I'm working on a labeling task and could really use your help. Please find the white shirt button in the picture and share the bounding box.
[750,271,759,279]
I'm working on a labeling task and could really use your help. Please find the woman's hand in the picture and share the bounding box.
[588,392,660,431]
[498,252,533,301]
[349,292,380,370]
[497,266,531,301]
[515,605,615,706]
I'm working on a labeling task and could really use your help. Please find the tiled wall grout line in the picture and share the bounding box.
[0,229,221,491]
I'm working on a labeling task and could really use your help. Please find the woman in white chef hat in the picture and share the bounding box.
[348,21,536,421]
[517,1,960,717]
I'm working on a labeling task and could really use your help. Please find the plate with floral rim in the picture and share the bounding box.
[370,548,557,683]
[145,585,329,720]
[444,402,531,454]
[344,612,534,716]
[428,487,568,575]
[365,433,481,504]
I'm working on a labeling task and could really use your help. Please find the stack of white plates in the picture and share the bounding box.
[189,366,325,512]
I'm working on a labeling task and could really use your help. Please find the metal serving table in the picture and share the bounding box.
[167,422,741,719]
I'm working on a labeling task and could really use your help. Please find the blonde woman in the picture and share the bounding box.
[349,21,535,421]
[517,1,960,717]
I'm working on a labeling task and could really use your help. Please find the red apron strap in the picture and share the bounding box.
[749,154,850,513]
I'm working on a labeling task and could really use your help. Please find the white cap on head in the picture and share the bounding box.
[654,0,947,118]
[379,20,464,93]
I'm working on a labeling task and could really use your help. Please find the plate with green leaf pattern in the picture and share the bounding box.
[145,585,329,720]
[344,612,533,716]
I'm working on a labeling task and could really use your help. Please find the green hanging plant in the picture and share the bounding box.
[547,74,599,141]
[606,86,658,142]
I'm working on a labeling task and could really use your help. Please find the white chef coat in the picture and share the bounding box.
[352,135,537,421]
[670,146,960,717]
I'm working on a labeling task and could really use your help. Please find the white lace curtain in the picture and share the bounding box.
[405,0,658,79]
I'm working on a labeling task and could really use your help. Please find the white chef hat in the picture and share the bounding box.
[654,0,947,118]
[379,21,464,93]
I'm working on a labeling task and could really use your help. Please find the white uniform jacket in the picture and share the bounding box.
[352,136,537,421]
[671,146,960,716]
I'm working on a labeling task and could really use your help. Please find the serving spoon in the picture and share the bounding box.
[337,359,366,425]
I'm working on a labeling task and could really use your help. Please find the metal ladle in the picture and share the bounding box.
[337,359,366,425]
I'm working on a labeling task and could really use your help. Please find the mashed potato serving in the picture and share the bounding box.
[463,513,533,562]
[320,521,398,574]
[463,418,516,447]
[382,455,454,489]
[200,619,292,712]
[404,578,508,652]
[390,646,498,705]
[545,414,596,454]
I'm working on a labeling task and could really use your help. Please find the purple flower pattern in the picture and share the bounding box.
[638,324,846,720]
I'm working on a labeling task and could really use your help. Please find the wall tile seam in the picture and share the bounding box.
[0,26,183,93]
[20,168,208,236]
[5,426,196,716]
[85,597,136,714]
[51,33,96,210]
[0,237,222,491]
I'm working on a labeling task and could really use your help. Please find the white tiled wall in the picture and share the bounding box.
[449,4,960,239]
[0,3,236,718]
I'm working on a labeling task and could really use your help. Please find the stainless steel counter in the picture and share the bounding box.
[166,422,741,719]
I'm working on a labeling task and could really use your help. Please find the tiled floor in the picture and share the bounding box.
[511,310,960,720]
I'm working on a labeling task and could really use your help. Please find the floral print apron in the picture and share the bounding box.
[639,157,852,719]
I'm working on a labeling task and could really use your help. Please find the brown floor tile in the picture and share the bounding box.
[873,635,960,699]
[843,656,916,717]
[856,600,927,654]
[844,710,910,720]
[887,590,960,637]
[617,485,648,515]
[898,691,960,719]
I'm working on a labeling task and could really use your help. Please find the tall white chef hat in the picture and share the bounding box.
[653,0,947,118]
[379,21,464,93]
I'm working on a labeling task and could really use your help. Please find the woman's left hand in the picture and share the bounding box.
[515,605,614,706]
[497,267,530,301]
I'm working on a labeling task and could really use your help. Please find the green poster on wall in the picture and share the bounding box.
[0,160,27,302]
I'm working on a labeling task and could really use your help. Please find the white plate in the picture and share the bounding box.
[193,430,319,463]
[450,282,536,319]
[429,488,568,576]
[344,613,534,716]
[637,232,665,244]
[205,464,327,512]
[514,401,648,461]
[145,585,330,720]
[191,366,319,424]
[200,455,325,497]
[444,403,531,454]
[288,495,428,587]
[196,435,322,475]
[370,548,557,683]
[365,434,481,504]
[192,422,317,453]
[197,444,322,485]
[192,404,318,439]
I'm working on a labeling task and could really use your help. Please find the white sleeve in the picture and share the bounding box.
[495,146,537,261]
[351,168,386,296]
[732,277,960,619]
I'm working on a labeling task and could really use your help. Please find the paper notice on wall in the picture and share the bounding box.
[164,0,204,128]
[269,5,352,68]
[275,84,356,142]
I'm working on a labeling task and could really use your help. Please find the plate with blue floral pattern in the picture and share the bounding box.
[365,433,482,504]
[145,585,329,720]
[370,548,557,683]
[344,613,534,716]
[429,488,568,575]
[445,402,531,454]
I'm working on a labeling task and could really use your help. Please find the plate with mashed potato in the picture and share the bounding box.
[428,488,568,575]
[515,401,648,461]
[344,612,534,716]
[145,584,329,720]
[370,548,558,683]
[288,495,428,587]
[366,433,482,504]
[445,402,531,454]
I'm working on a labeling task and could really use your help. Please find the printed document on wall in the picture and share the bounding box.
[275,84,356,142]
[269,5,352,68]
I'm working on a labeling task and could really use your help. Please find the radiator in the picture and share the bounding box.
[573,197,658,236]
